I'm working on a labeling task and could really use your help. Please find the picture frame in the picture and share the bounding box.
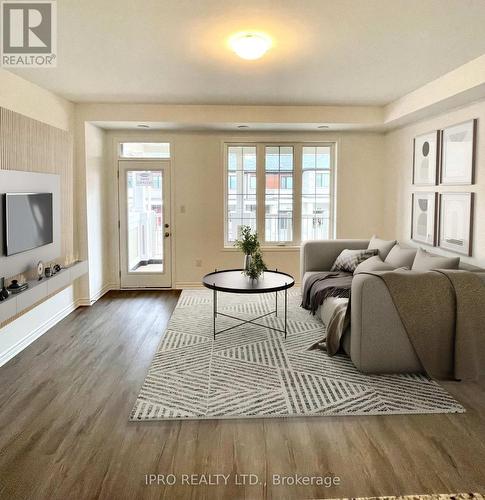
[413,131,439,185]
[438,192,474,256]
[411,192,437,246]
[440,119,477,185]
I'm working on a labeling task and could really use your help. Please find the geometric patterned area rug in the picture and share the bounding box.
[130,289,464,421]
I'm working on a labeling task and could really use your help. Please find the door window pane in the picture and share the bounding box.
[120,143,170,158]
[126,170,164,272]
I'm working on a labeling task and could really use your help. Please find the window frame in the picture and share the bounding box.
[223,141,336,247]
[118,141,171,159]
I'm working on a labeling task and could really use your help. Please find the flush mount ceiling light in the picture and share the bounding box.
[237,125,249,129]
[317,125,329,129]
[229,32,272,60]
[137,124,150,129]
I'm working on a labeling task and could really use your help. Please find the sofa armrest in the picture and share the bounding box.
[300,239,370,280]
[476,272,485,285]
[350,273,422,373]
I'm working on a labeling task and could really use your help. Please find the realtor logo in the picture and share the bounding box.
[1,1,57,67]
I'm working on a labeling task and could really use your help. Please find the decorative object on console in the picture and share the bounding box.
[53,263,61,274]
[7,279,29,294]
[45,266,52,278]
[411,192,437,246]
[36,261,44,280]
[439,192,474,256]
[440,119,477,185]
[413,131,439,185]
[0,278,10,301]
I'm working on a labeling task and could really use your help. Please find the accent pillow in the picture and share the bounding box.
[367,235,397,260]
[331,249,378,273]
[384,244,417,269]
[411,248,460,271]
[353,255,396,275]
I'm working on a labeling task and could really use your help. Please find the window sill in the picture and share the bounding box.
[222,246,301,252]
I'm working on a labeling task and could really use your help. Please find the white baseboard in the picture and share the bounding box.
[78,282,117,306]
[174,282,203,289]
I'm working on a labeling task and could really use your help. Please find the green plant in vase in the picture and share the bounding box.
[245,249,267,280]
[234,225,260,270]
[234,225,267,279]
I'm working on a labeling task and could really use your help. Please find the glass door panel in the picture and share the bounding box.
[119,161,171,288]
[126,170,164,273]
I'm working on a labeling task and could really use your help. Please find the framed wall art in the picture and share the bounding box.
[413,131,439,185]
[438,192,474,256]
[440,119,477,185]
[411,192,437,246]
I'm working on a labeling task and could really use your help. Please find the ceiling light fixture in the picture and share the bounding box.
[237,125,249,129]
[137,124,150,128]
[317,125,329,129]
[229,32,272,60]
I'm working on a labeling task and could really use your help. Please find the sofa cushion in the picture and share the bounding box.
[385,244,417,269]
[367,235,397,260]
[330,248,378,273]
[411,248,460,271]
[354,255,396,275]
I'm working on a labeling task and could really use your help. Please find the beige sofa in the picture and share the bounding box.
[300,239,485,374]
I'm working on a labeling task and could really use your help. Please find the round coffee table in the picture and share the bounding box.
[202,269,295,339]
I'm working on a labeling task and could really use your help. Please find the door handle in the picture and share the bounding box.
[165,232,170,238]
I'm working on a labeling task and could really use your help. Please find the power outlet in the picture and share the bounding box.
[195,259,202,267]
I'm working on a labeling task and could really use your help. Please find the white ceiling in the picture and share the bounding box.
[10,0,485,106]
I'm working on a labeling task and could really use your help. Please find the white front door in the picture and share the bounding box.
[119,161,172,288]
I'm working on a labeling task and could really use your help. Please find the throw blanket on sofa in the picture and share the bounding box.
[301,271,353,314]
[309,297,350,355]
[362,269,485,381]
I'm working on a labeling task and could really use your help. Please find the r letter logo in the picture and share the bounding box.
[1,1,57,67]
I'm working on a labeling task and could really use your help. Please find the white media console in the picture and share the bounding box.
[0,260,88,324]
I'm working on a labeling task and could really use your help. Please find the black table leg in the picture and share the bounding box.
[284,285,288,339]
[275,290,278,317]
[213,288,217,339]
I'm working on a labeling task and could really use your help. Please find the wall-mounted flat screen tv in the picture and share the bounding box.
[4,193,53,256]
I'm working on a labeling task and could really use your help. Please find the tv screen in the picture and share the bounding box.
[4,193,53,256]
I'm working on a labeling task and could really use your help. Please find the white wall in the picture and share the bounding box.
[84,123,114,301]
[98,130,386,286]
[0,69,74,131]
[384,98,485,268]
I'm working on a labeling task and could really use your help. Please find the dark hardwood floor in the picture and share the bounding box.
[0,290,484,500]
